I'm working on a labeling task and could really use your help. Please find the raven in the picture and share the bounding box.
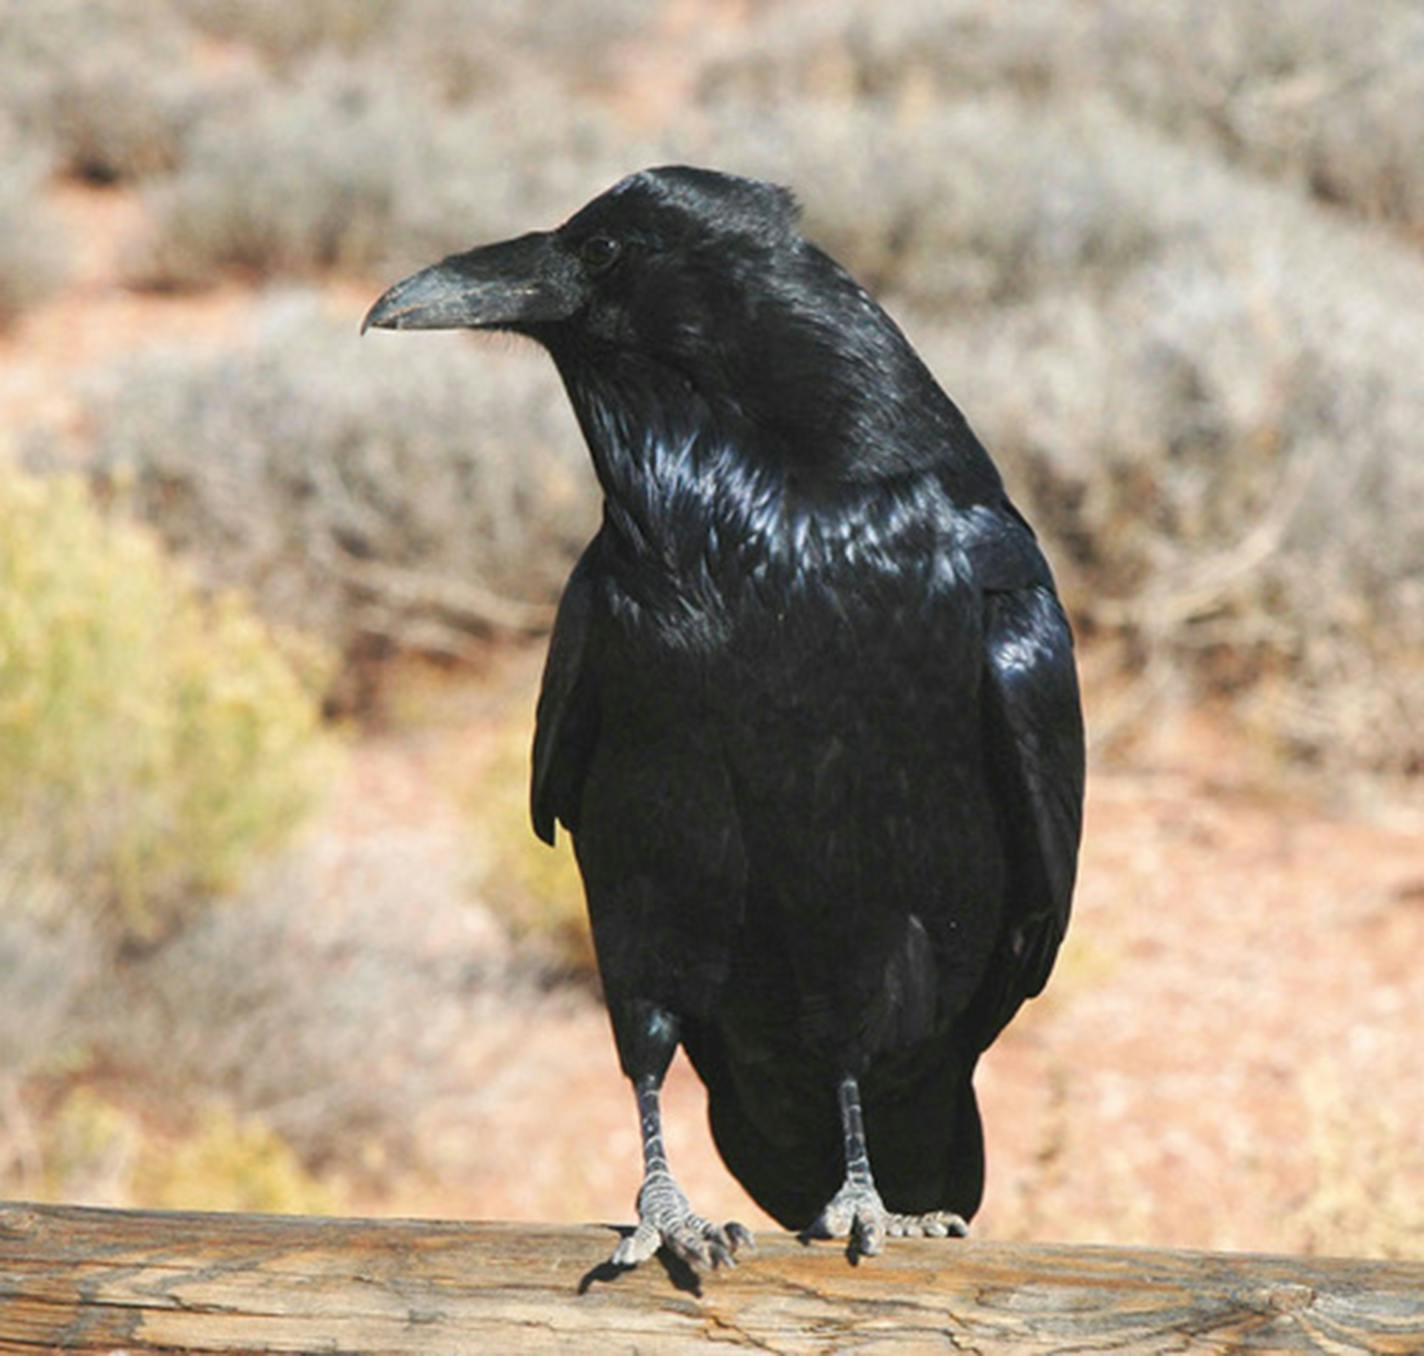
[365,166,1084,1268]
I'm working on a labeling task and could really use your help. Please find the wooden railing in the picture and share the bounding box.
[2,1201,1422,1352]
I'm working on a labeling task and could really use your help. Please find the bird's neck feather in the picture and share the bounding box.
[550,334,1001,589]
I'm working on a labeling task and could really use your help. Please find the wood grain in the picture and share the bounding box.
[1,1201,1421,1353]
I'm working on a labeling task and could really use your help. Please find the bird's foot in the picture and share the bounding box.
[611,1169,753,1270]
[884,1209,969,1239]
[804,1185,969,1258]
[802,1177,891,1258]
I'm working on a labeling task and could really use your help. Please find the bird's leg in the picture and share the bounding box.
[805,1072,892,1256]
[806,1073,970,1256]
[609,1004,752,1270]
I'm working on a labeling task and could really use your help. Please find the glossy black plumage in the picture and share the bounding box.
[367,166,1084,1246]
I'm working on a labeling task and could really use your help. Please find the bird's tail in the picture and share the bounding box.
[864,1056,985,1222]
[688,1025,985,1229]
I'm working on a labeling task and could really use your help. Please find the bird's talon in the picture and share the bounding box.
[727,1221,757,1252]
[610,1220,661,1268]
[807,1178,889,1257]
[614,1174,749,1272]
[853,1211,886,1257]
[881,1209,969,1240]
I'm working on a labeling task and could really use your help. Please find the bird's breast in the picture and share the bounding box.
[598,523,983,771]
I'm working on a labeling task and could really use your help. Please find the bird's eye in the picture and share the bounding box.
[579,235,621,272]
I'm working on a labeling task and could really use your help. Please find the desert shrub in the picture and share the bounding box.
[0,0,202,183]
[698,0,1087,105]
[0,467,334,942]
[184,0,392,66]
[25,1087,336,1212]
[385,80,660,267]
[31,1086,139,1204]
[386,0,665,100]
[131,63,431,286]
[913,151,1424,771]
[130,61,644,287]
[133,1102,338,1213]
[170,0,664,110]
[1094,0,1424,234]
[0,903,97,1086]
[702,95,1194,311]
[465,711,593,980]
[704,0,1424,236]
[68,293,596,679]
[95,828,517,1171]
[0,148,67,327]
[1286,1062,1424,1260]
[0,867,99,1196]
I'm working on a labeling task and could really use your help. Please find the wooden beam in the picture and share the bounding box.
[2,1201,1422,1353]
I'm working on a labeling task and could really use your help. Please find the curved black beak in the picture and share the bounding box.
[362,231,579,335]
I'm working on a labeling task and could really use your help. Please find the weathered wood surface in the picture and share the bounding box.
[2,1201,1422,1354]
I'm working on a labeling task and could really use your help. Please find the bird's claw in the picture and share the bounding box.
[610,1170,751,1270]
[804,1179,889,1257]
[804,1187,967,1257]
[885,1209,969,1239]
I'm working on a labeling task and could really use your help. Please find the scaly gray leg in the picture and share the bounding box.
[611,1074,753,1270]
[805,1073,968,1259]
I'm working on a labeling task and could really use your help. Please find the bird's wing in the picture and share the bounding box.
[967,501,1085,1035]
[531,539,602,844]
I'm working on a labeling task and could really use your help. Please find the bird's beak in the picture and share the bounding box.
[362,231,578,335]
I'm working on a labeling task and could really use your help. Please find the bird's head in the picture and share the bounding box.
[364,165,803,361]
[366,165,966,482]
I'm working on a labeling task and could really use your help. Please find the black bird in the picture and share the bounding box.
[365,167,1084,1268]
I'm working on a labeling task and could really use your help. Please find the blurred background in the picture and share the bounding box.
[1,0,1421,1258]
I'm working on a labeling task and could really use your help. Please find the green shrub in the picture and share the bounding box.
[32,1088,337,1213]
[0,467,335,942]
[36,1086,140,1202]
[134,1102,338,1213]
